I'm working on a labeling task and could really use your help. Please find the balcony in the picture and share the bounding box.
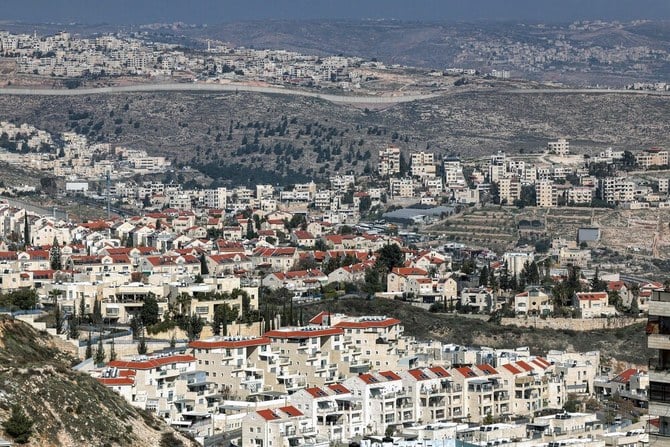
[650,368,670,384]
[649,333,670,350]
[650,291,670,317]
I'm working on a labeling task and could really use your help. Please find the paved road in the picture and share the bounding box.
[0,83,439,105]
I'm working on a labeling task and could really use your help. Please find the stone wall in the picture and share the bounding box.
[500,316,645,331]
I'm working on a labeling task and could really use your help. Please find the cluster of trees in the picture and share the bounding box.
[476,259,546,294]
[0,289,38,311]
[363,244,405,295]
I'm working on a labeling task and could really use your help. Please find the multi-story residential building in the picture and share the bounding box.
[444,156,465,187]
[648,290,670,443]
[536,180,557,207]
[190,336,271,398]
[548,138,570,156]
[498,177,521,204]
[263,326,345,391]
[460,287,496,313]
[568,186,594,205]
[290,384,364,441]
[636,148,669,169]
[378,145,401,177]
[573,292,616,318]
[410,151,436,179]
[514,288,552,316]
[600,177,635,204]
[389,178,415,198]
[241,405,328,447]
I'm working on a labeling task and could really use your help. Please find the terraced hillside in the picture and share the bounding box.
[429,207,518,251]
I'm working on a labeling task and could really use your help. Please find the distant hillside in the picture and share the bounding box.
[0,317,196,447]
[301,298,651,365]
[1,87,670,186]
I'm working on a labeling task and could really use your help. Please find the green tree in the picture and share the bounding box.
[49,236,62,270]
[199,253,209,275]
[590,267,607,292]
[629,294,639,315]
[85,332,93,359]
[376,244,403,273]
[68,306,79,340]
[94,337,105,365]
[212,303,238,336]
[181,314,204,341]
[479,265,489,287]
[137,335,147,355]
[140,294,160,326]
[363,267,383,295]
[92,299,102,325]
[3,404,33,444]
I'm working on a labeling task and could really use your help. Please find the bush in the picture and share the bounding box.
[146,320,177,335]
[3,404,33,444]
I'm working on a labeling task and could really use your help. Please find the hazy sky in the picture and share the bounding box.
[3,0,670,24]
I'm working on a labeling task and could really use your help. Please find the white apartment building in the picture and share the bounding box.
[410,151,436,178]
[536,180,557,207]
[548,138,570,156]
[378,145,401,177]
[599,177,634,204]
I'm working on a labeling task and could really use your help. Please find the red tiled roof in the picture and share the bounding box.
[408,369,431,381]
[334,318,401,329]
[477,364,498,375]
[264,327,343,338]
[456,367,478,378]
[280,406,303,417]
[391,267,428,277]
[380,371,401,381]
[107,354,196,370]
[358,373,380,384]
[257,409,281,421]
[189,337,270,349]
[576,292,608,301]
[515,361,534,372]
[533,357,552,368]
[429,366,450,378]
[309,311,330,325]
[328,383,350,394]
[97,377,134,386]
[613,368,638,384]
[305,387,329,398]
[502,364,523,375]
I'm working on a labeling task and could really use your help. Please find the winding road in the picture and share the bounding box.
[0,82,440,105]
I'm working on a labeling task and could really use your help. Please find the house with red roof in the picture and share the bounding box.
[343,370,411,435]
[98,354,221,438]
[399,367,463,422]
[594,368,648,406]
[572,291,616,318]
[189,336,271,397]
[242,405,327,447]
[290,384,364,440]
[262,326,345,391]
[290,230,316,248]
[386,267,429,295]
[327,261,374,284]
[206,253,252,276]
[252,247,299,272]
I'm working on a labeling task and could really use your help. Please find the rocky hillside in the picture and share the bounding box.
[2,85,670,186]
[302,298,650,366]
[0,316,197,447]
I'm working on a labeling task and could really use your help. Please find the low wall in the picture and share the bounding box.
[500,316,646,331]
